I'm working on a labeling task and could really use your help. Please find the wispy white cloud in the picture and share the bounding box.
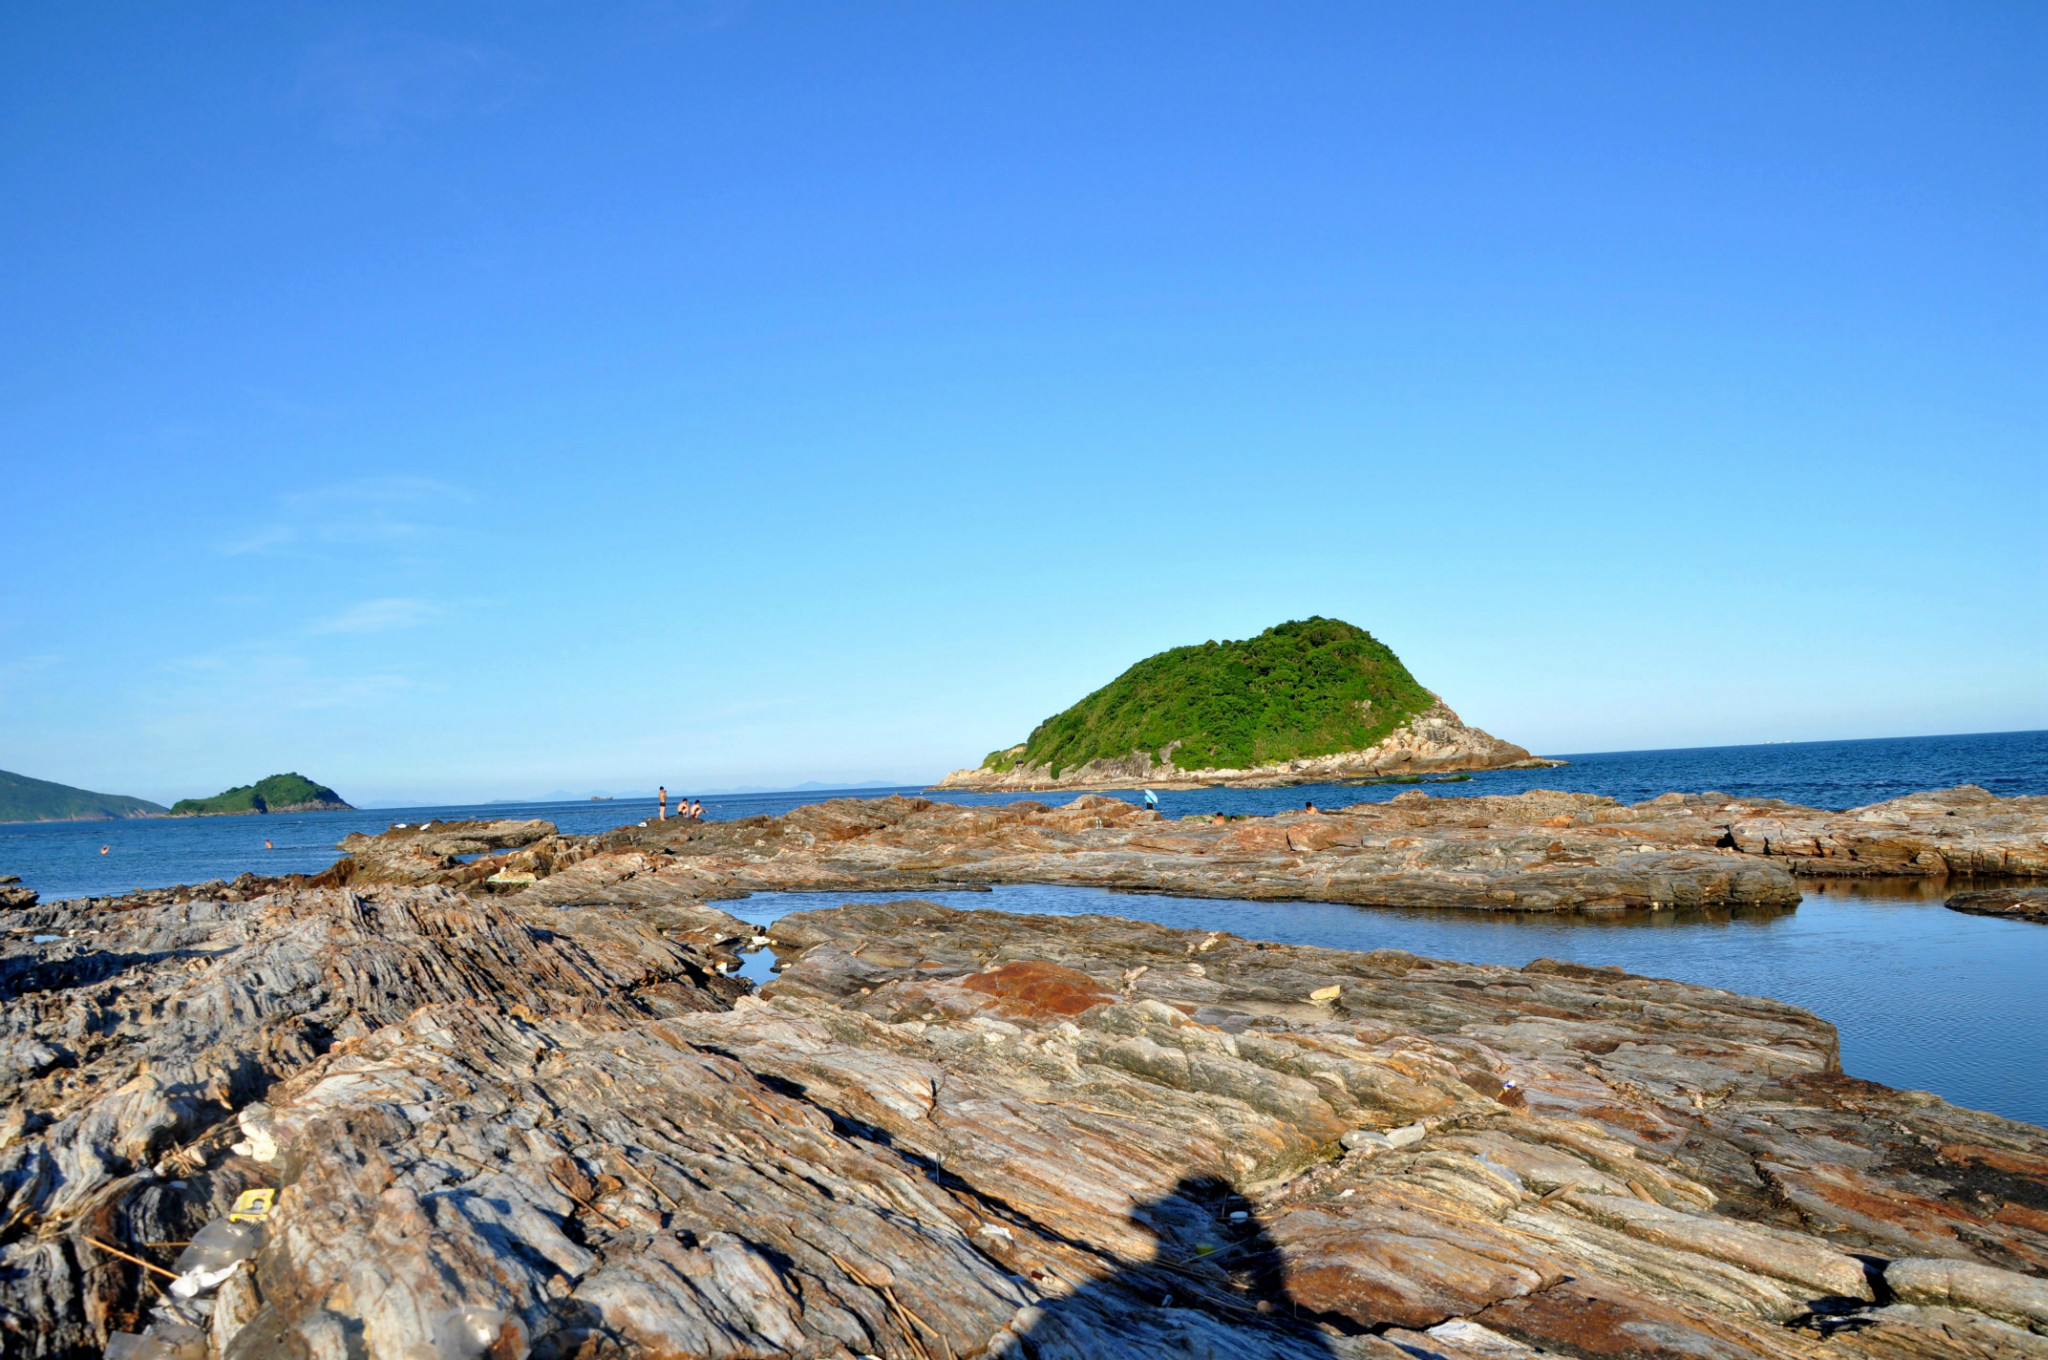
[308,597,441,635]
[223,475,472,558]
[160,640,422,713]
[222,524,298,556]
[293,30,544,145]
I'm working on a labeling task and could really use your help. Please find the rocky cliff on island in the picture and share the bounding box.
[937,619,1552,792]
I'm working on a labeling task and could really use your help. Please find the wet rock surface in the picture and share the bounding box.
[1947,886,2048,925]
[3,878,2043,1358]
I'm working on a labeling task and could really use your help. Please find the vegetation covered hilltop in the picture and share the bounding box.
[171,772,351,816]
[0,768,167,823]
[981,617,1445,778]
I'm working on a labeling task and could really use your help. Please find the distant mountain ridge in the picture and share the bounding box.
[170,773,352,816]
[0,769,168,823]
[937,617,1549,791]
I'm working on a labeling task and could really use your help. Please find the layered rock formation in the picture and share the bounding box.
[2,883,2043,1359]
[1947,886,2048,925]
[939,701,1552,791]
[532,783,2043,918]
[4,785,2043,1356]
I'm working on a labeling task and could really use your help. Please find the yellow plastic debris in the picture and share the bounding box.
[1309,985,1342,1002]
[227,1188,276,1223]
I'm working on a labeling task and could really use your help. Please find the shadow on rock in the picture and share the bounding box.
[1001,1175,1337,1359]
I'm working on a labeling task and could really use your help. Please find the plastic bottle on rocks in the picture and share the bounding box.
[433,1306,528,1360]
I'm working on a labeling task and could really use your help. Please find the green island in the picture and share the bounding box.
[982,617,1437,779]
[0,768,168,823]
[170,772,351,816]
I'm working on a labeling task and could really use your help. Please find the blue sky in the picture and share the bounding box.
[2,2,2041,805]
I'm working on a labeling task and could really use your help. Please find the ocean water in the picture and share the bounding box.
[3,731,2041,1125]
[6,729,2040,903]
[725,880,2048,1130]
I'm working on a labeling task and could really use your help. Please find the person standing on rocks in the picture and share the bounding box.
[659,786,668,820]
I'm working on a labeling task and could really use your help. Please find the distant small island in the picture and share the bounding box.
[0,768,168,823]
[937,617,1556,791]
[170,772,353,816]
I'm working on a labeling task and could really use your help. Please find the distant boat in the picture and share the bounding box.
[590,796,614,801]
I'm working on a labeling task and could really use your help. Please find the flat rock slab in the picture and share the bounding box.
[1947,886,2048,925]
[3,885,2043,1358]
[575,783,2044,913]
[304,786,2046,921]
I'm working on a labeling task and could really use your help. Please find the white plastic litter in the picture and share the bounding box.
[139,1320,205,1360]
[229,1104,278,1162]
[174,1216,265,1278]
[433,1306,527,1360]
[169,1261,240,1299]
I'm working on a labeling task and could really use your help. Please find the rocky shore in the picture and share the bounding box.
[937,702,1558,792]
[519,782,2042,918]
[2,880,2045,1358]
[1947,886,2048,925]
[3,783,2043,1357]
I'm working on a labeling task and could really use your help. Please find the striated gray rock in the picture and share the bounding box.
[563,790,1805,913]
[937,701,1556,792]
[308,785,2047,925]
[322,819,600,896]
[1884,1256,2048,1333]
[2,877,2043,1358]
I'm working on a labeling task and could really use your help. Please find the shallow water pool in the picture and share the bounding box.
[728,879,2048,1130]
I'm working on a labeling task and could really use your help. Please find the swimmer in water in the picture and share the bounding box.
[264,839,274,849]
[99,845,109,855]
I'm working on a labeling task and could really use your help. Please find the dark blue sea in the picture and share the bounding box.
[7,730,2040,902]
[3,730,2042,1126]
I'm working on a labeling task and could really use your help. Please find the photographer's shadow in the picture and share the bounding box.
[1005,1174,1337,1358]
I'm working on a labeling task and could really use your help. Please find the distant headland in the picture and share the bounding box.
[169,772,353,816]
[936,617,1558,791]
[0,768,168,823]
